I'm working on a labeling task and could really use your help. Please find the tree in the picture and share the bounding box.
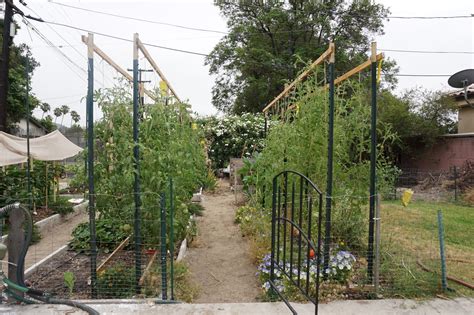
[39,102,51,119]
[0,22,41,129]
[40,114,55,133]
[378,88,457,163]
[70,110,80,126]
[207,0,393,113]
[53,107,62,123]
[60,104,70,126]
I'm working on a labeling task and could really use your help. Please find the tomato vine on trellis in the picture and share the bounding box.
[73,84,210,248]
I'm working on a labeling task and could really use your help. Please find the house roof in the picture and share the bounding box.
[450,84,474,98]
[450,84,474,108]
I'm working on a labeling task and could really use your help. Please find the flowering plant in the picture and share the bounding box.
[198,113,268,169]
[256,249,356,297]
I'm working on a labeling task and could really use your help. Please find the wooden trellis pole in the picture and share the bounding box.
[136,38,181,103]
[262,45,334,113]
[81,35,156,101]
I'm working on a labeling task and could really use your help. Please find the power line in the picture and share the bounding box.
[26,17,210,57]
[25,14,474,61]
[22,18,87,80]
[24,4,117,86]
[50,0,474,33]
[380,48,474,54]
[389,14,473,19]
[390,74,451,77]
[49,1,227,34]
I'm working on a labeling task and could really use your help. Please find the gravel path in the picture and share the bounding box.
[185,179,260,303]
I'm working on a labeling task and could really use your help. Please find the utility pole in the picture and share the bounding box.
[0,0,14,131]
[127,68,151,106]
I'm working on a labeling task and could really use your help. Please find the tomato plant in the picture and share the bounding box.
[74,84,209,246]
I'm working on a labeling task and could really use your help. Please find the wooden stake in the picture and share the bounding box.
[263,45,334,113]
[81,35,156,100]
[96,236,131,273]
[325,53,383,89]
[136,38,181,103]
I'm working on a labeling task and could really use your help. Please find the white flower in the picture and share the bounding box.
[262,281,270,291]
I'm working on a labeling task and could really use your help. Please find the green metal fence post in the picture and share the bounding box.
[367,42,378,281]
[160,192,168,300]
[132,33,142,294]
[86,33,97,298]
[323,43,335,276]
[25,58,32,211]
[437,210,448,292]
[169,178,175,300]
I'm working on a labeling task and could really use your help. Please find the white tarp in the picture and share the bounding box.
[0,130,83,166]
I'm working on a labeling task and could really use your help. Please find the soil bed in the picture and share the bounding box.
[26,248,138,299]
[32,206,55,223]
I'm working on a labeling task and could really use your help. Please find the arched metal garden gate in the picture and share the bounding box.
[270,171,323,315]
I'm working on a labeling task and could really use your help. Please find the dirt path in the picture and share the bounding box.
[185,179,260,303]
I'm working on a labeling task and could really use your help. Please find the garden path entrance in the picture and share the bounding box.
[185,179,260,303]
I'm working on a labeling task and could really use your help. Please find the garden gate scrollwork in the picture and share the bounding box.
[270,171,323,315]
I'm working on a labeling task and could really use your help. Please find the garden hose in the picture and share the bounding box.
[0,203,32,287]
[0,203,99,315]
[26,293,100,315]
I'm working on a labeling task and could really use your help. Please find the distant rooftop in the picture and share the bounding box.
[450,84,474,99]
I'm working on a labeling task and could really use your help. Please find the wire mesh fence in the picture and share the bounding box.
[238,170,473,304]
[390,164,474,203]
[0,189,186,301]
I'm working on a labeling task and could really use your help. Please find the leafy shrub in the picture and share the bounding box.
[199,113,269,169]
[48,197,74,216]
[0,160,64,209]
[187,202,204,217]
[97,263,135,298]
[69,219,128,252]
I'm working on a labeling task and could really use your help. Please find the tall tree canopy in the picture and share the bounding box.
[206,0,391,113]
[1,21,41,130]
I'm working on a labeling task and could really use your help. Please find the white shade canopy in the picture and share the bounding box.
[0,130,83,166]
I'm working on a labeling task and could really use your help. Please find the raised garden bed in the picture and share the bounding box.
[1,201,87,243]
[27,250,134,299]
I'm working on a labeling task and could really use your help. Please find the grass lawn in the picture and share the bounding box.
[380,200,473,298]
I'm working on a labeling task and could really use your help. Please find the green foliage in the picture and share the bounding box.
[207,0,394,113]
[173,262,199,302]
[63,271,75,296]
[199,113,268,169]
[30,224,41,245]
[187,202,204,217]
[48,197,74,216]
[0,25,41,129]
[69,219,128,252]
[0,161,65,209]
[235,205,270,260]
[71,84,208,247]
[378,89,458,160]
[97,263,135,298]
[243,77,398,250]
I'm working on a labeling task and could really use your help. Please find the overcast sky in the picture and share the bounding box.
[11,0,474,126]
